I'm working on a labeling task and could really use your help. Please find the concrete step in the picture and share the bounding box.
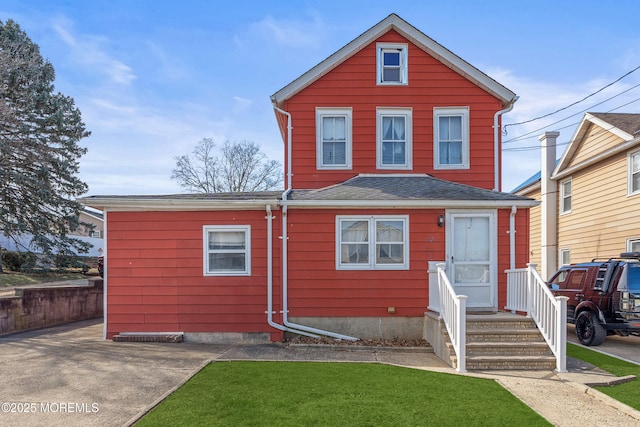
[466,328,546,343]
[112,332,183,343]
[465,355,557,371]
[466,341,553,357]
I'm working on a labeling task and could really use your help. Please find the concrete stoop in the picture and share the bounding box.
[112,332,184,343]
[425,312,556,371]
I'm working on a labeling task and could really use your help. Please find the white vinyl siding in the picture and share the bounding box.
[434,107,470,169]
[316,108,352,169]
[203,225,251,276]
[376,108,412,169]
[336,216,409,270]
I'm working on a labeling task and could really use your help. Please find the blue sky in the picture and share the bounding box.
[2,0,640,195]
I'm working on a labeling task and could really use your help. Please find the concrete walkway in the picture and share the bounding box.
[0,319,639,427]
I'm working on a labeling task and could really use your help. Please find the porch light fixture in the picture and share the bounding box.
[438,214,445,227]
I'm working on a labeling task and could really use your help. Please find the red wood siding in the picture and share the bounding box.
[286,208,444,317]
[278,30,503,190]
[105,210,283,340]
[286,207,529,317]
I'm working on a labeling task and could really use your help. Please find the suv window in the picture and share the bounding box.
[549,268,587,290]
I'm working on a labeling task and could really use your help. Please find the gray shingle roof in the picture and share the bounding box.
[590,112,640,136]
[290,175,532,202]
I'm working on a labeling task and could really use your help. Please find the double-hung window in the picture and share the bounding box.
[203,225,251,276]
[336,216,409,270]
[377,108,412,169]
[629,151,640,195]
[560,178,572,214]
[559,248,571,266]
[376,43,408,85]
[316,108,352,169]
[434,107,469,169]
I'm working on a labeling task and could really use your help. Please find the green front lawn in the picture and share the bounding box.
[567,343,640,410]
[137,361,550,427]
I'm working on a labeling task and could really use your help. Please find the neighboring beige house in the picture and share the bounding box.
[71,208,104,238]
[514,112,640,279]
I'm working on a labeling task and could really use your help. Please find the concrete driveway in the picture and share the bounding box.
[0,319,231,427]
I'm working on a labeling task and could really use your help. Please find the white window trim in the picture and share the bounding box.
[434,107,470,169]
[560,177,572,214]
[628,150,640,196]
[376,107,412,170]
[559,248,571,266]
[203,225,251,276]
[335,215,409,270]
[376,43,408,85]
[627,238,640,253]
[316,107,352,170]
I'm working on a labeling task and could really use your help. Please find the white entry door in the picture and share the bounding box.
[446,211,497,309]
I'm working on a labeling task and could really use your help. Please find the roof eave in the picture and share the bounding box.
[79,197,281,212]
[283,199,538,209]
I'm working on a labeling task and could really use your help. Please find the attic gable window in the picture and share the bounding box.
[316,108,352,169]
[377,43,408,85]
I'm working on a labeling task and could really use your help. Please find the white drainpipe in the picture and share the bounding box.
[493,96,519,191]
[272,105,358,341]
[509,206,517,270]
[265,204,318,338]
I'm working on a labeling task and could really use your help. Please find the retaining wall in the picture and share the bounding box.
[0,277,103,335]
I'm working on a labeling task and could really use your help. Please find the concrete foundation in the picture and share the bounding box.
[288,316,424,340]
[183,332,271,344]
[424,311,454,367]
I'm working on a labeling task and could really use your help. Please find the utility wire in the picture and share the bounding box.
[503,65,640,132]
[503,98,640,152]
[503,85,640,144]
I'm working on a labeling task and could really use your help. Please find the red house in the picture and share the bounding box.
[84,14,536,344]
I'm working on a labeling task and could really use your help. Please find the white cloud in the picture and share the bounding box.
[239,14,325,49]
[52,19,136,85]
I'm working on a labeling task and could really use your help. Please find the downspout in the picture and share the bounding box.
[265,204,318,338]
[493,96,519,191]
[273,104,358,341]
[509,206,517,270]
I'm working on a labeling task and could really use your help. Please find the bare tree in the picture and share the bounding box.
[171,139,283,193]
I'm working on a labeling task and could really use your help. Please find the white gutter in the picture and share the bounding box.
[265,204,318,338]
[493,96,519,191]
[283,199,538,209]
[509,206,517,270]
[273,105,358,341]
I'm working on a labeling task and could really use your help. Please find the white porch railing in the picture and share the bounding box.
[505,263,568,372]
[436,263,467,373]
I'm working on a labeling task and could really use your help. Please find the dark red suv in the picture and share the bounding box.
[548,253,640,346]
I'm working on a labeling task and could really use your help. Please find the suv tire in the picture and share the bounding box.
[575,311,606,346]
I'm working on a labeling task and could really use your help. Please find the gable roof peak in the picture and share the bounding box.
[271,13,516,106]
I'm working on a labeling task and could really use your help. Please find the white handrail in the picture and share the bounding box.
[436,263,467,373]
[505,263,568,372]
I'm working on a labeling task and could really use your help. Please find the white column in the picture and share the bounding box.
[539,131,559,279]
